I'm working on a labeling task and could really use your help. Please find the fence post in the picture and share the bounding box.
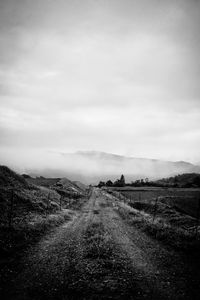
[195,197,200,239]
[139,193,141,201]
[60,195,62,210]
[9,190,14,229]
[47,192,50,211]
[153,197,158,223]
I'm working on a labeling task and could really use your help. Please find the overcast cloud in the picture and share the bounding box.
[0,0,200,172]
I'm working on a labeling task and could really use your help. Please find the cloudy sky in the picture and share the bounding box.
[0,0,200,171]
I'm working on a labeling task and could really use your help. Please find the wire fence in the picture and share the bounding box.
[108,188,200,239]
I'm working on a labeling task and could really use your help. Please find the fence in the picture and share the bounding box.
[108,188,200,239]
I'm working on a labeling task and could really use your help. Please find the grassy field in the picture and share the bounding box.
[109,187,200,218]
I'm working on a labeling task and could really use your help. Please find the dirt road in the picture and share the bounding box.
[3,188,199,299]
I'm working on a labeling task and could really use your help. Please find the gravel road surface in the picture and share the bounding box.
[3,188,200,300]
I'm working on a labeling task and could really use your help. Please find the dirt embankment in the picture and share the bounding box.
[2,188,200,300]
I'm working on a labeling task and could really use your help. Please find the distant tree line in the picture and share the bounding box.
[98,175,125,188]
[154,173,200,188]
[98,173,200,188]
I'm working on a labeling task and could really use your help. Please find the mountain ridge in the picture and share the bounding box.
[74,150,195,165]
[21,150,200,184]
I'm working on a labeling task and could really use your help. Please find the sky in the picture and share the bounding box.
[0,0,200,172]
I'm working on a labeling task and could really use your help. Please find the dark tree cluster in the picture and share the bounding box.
[98,175,125,188]
[128,178,150,187]
[155,173,200,188]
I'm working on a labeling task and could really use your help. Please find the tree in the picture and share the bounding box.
[113,175,125,187]
[98,181,105,188]
[106,180,113,187]
[120,174,125,186]
[193,176,200,187]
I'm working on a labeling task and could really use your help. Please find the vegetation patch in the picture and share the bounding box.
[0,165,87,261]
[83,222,113,260]
[116,202,200,253]
[0,211,72,258]
[128,199,197,229]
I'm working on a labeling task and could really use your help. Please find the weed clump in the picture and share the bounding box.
[84,222,113,260]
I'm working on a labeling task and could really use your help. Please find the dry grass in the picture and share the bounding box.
[128,200,197,229]
[0,210,72,259]
[116,201,200,252]
[110,187,200,218]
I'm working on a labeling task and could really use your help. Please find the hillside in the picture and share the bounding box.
[0,165,87,225]
[0,166,87,260]
[155,173,200,188]
[0,167,63,235]
[73,180,88,191]
[0,166,28,188]
[26,176,87,196]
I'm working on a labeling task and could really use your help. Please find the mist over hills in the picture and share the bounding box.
[25,151,200,184]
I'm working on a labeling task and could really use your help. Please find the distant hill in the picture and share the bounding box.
[73,181,88,191]
[22,151,200,184]
[26,176,87,195]
[61,151,200,183]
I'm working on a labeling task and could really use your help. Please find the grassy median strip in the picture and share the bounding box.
[83,221,113,260]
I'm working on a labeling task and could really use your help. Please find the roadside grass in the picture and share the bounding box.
[0,191,87,299]
[128,200,197,229]
[0,208,74,299]
[116,201,200,253]
[110,186,200,219]
[67,195,88,210]
[0,183,88,259]
[0,210,72,259]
